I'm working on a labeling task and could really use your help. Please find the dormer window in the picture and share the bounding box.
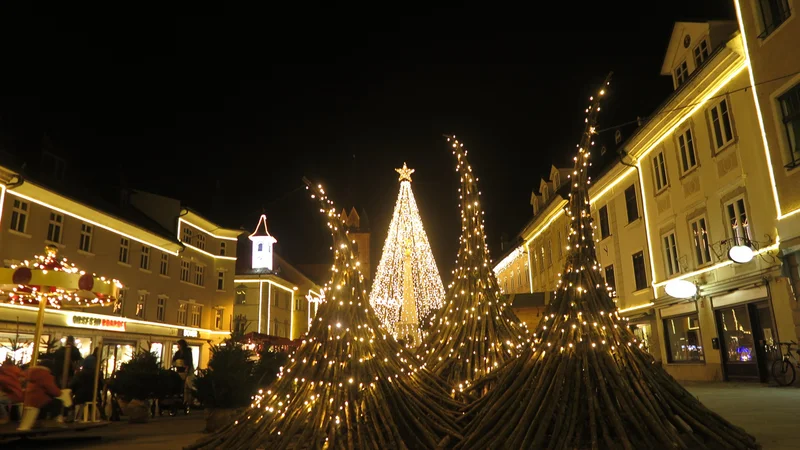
[541,184,549,202]
[552,173,560,189]
[693,38,710,67]
[674,61,689,87]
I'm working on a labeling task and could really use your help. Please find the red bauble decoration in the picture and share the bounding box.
[78,273,94,291]
[12,267,32,285]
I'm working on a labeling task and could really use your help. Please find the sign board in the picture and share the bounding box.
[70,314,126,332]
[182,328,199,338]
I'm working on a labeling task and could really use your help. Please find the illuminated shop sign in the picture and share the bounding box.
[182,329,199,338]
[70,314,126,332]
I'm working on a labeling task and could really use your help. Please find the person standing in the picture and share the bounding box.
[53,336,83,388]
[171,340,194,414]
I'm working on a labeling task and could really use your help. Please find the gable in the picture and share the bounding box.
[661,22,710,76]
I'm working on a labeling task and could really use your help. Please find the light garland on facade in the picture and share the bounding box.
[192,180,461,449]
[369,164,445,345]
[416,137,530,391]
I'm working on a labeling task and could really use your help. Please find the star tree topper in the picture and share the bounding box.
[396,162,415,182]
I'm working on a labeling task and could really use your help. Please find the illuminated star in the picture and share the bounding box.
[395,162,415,182]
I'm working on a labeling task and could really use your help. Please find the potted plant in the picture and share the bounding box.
[109,350,159,423]
[193,342,255,432]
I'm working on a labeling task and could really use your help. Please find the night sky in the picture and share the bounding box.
[0,2,734,278]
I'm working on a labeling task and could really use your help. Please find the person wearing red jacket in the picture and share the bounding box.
[0,361,24,424]
[18,365,72,431]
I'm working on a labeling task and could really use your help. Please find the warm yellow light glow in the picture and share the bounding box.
[7,190,180,256]
[183,242,237,260]
[370,172,445,341]
[733,0,787,220]
[178,217,240,241]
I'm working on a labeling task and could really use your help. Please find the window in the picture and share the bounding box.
[119,238,130,264]
[663,314,704,362]
[196,234,206,250]
[758,0,791,38]
[178,302,188,325]
[47,212,63,243]
[160,253,169,276]
[180,261,191,282]
[114,288,128,316]
[690,217,712,266]
[10,199,28,233]
[624,185,639,223]
[136,293,147,319]
[677,128,698,173]
[693,38,710,67]
[598,205,610,239]
[219,242,227,256]
[190,304,202,327]
[236,285,247,304]
[540,247,545,273]
[156,297,167,322]
[258,243,263,252]
[604,265,616,297]
[194,265,205,286]
[545,239,552,267]
[662,232,681,277]
[725,197,752,245]
[217,271,225,290]
[140,246,151,270]
[79,223,93,252]
[182,227,192,244]
[652,151,669,191]
[556,230,563,260]
[778,82,800,169]
[674,61,689,86]
[709,98,734,150]
[214,308,224,330]
[632,251,648,291]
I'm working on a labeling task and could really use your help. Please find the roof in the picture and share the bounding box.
[249,214,277,241]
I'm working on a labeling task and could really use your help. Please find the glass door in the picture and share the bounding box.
[753,301,777,382]
[715,304,758,380]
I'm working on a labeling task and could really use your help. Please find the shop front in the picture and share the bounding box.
[711,286,778,382]
[0,303,229,376]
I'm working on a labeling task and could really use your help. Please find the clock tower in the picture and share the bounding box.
[249,214,277,270]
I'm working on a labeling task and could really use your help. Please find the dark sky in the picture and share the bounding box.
[0,2,734,278]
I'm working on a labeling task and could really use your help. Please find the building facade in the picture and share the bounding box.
[232,215,324,340]
[733,0,800,339]
[0,166,240,377]
[496,18,800,383]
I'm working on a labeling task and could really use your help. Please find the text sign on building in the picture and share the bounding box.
[70,314,126,332]
[182,328,199,338]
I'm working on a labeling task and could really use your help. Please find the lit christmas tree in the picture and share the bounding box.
[369,163,446,346]
[454,75,758,449]
[417,141,529,391]
[189,179,463,450]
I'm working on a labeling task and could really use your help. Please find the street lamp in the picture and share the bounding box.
[728,244,754,264]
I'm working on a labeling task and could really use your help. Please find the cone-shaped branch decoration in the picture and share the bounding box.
[369,163,446,346]
[454,74,758,450]
[187,179,463,450]
[417,138,529,391]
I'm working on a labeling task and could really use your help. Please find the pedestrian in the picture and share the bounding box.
[53,336,83,388]
[172,340,194,414]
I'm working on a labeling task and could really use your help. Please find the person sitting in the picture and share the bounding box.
[0,359,24,425]
[18,364,72,430]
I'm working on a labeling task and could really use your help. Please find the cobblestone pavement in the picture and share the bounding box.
[3,383,799,449]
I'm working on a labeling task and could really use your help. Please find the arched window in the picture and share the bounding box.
[258,243,263,251]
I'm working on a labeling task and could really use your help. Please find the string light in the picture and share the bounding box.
[200,178,461,449]
[369,163,445,346]
[417,136,530,389]
[5,245,122,309]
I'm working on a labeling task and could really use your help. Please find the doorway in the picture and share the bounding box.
[715,300,776,382]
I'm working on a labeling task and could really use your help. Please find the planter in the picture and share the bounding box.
[204,407,246,433]
[122,398,150,423]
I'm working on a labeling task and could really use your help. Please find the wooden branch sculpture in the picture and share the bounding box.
[417,138,529,393]
[187,179,463,450]
[454,74,759,450]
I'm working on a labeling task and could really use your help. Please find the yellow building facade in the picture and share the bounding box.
[496,18,800,382]
[0,165,239,376]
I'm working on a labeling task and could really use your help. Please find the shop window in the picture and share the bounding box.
[171,344,201,373]
[717,305,756,363]
[630,324,652,354]
[150,342,164,364]
[663,313,704,362]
